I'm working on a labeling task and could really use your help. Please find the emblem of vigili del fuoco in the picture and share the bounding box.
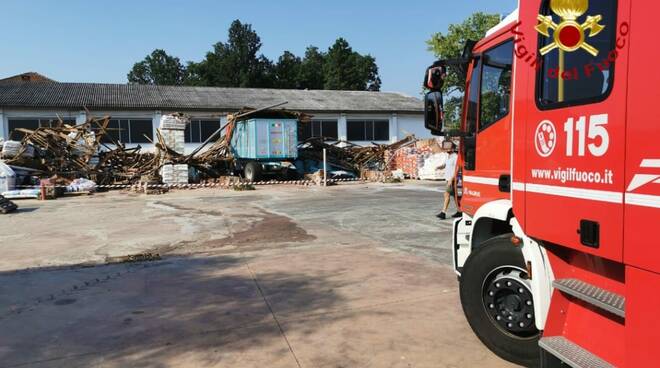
[535,0,606,101]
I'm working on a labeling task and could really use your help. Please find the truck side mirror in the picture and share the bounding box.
[424,91,445,136]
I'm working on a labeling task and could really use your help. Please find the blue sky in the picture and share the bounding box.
[1,0,517,96]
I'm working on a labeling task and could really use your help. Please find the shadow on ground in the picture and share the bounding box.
[0,254,360,368]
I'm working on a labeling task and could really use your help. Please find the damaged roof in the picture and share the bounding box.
[0,83,423,113]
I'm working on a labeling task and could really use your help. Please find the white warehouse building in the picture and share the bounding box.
[0,76,427,153]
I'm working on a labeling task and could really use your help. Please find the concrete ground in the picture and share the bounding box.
[0,181,516,368]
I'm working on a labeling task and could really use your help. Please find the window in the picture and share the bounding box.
[119,120,130,143]
[185,120,221,143]
[96,119,153,144]
[8,118,76,140]
[346,120,390,141]
[480,40,513,130]
[200,120,221,142]
[537,0,618,107]
[298,120,339,141]
[465,59,481,135]
[98,120,120,144]
[129,119,153,143]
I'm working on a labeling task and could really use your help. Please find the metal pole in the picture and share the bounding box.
[323,148,327,187]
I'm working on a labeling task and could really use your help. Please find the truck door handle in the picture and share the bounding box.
[578,220,600,248]
[498,175,511,193]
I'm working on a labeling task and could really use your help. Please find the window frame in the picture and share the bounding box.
[8,118,77,140]
[299,119,339,141]
[464,57,482,136]
[317,120,339,140]
[346,119,390,142]
[199,120,222,143]
[534,0,618,111]
[126,119,153,144]
[102,118,153,144]
[186,119,222,143]
[478,39,514,132]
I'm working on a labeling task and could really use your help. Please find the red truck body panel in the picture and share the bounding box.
[452,0,660,365]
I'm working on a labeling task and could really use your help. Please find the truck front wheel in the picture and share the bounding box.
[459,234,540,367]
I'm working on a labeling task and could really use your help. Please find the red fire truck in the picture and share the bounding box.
[424,1,659,366]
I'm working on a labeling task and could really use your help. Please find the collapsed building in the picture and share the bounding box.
[0,78,450,200]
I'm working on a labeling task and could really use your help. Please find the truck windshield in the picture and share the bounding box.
[480,40,513,130]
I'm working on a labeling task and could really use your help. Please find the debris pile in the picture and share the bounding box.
[0,106,450,199]
[1,116,158,186]
[297,135,428,179]
[387,138,448,179]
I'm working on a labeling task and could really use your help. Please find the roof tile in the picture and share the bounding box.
[0,83,423,113]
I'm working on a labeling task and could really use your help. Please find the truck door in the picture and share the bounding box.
[461,39,514,215]
[522,0,629,262]
[623,3,660,364]
[623,1,660,272]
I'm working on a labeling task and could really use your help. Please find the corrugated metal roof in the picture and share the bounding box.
[0,83,423,113]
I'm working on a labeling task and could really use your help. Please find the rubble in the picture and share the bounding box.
[387,138,449,180]
[1,115,159,186]
[0,108,449,198]
[297,135,425,179]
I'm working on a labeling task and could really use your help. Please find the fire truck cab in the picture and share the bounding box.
[424,1,660,366]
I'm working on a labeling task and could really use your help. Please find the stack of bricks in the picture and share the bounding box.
[390,146,435,179]
[159,114,190,185]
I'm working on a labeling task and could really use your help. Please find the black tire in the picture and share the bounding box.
[285,168,300,180]
[460,234,540,367]
[244,162,261,182]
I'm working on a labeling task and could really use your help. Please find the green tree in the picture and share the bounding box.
[323,38,381,91]
[274,51,302,89]
[297,46,325,90]
[426,12,500,94]
[128,21,382,91]
[127,49,188,85]
[442,96,464,131]
[360,55,381,92]
[187,20,274,88]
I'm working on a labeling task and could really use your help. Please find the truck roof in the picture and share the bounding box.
[484,8,519,38]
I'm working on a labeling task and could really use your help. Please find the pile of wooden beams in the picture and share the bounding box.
[3,116,159,185]
[298,135,418,174]
[1,107,419,188]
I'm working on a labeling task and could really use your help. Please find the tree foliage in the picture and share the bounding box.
[127,49,187,85]
[426,12,501,94]
[426,12,501,129]
[128,20,381,91]
[274,51,302,89]
[323,38,381,91]
[187,20,274,88]
[297,47,325,90]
